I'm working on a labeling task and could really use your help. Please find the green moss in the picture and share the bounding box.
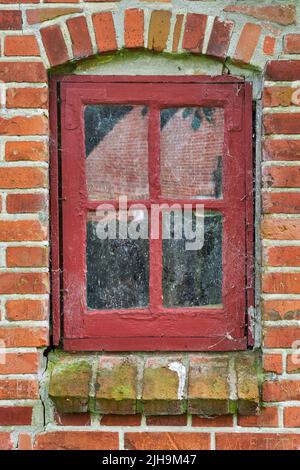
[55,360,91,376]
[47,350,92,373]
[225,58,262,76]
[110,384,134,401]
[48,61,77,76]
[229,399,238,415]
[48,48,262,84]
[136,400,144,414]
[143,367,179,400]
[49,48,226,76]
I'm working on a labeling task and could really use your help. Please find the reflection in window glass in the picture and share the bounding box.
[160,107,224,199]
[163,211,222,307]
[84,105,149,200]
[86,212,149,309]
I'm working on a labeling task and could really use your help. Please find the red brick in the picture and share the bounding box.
[0,11,22,29]
[264,113,300,135]
[0,327,48,347]
[18,433,32,450]
[7,193,47,213]
[44,0,80,3]
[263,166,300,188]
[0,432,13,450]
[263,36,276,56]
[6,246,48,267]
[172,14,184,53]
[124,9,144,49]
[0,0,38,2]
[0,115,48,136]
[34,432,118,450]
[263,354,283,374]
[66,16,93,59]
[0,220,46,241]
[6,299,47,321]
[0,62,46,83]
[26,7,82,25]
[0,167,46,189]
[216,433,300,450]
[264,246,300,267]
[40,25,69,66]
[263,139,300,161]
[263,273,300,294]
[263,300,300,321]
[263,87,294,107]
[192,415,233,427]
[4,35,39,56]
[206,17,234,59]
[224,5,296,26]
[146,415,187,426]
[5,141,48,162]
[0,379,38,399]
[182,14,207,53]
[284,34,300,54]
[266,61,300,81]
[0,407,32,425]
[263,380,300,402]
[6,87,48,109]
[234,23,261,64]
[238,407,278,427]
[284,408,300,427]
[0,272,48,294]
[261,217,300,240]
[101,414,142,426]
[125,432,210,450]
[54,412,91,426]
[0,352,38,374]
[263,192,300,214]
[92,12,117,53]
[287,355,300,374]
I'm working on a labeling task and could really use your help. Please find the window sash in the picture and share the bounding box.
[52,76,253,351]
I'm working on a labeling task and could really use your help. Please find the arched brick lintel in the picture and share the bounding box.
[28,9,277,71]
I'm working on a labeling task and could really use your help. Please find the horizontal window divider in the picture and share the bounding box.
[85,200,226,211]
[84,307,225,316]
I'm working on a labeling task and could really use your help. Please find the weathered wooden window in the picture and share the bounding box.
[51,76,253,351]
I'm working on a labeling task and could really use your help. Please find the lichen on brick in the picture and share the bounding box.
[48,356,92,413]
[235,352,261,416]
[188,356,231,416]
[142,358,187,415]
[94,357,138,414]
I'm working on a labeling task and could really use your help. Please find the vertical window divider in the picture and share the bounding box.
[149,105,163,313]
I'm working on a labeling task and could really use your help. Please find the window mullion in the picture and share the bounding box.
[148,105,162,312]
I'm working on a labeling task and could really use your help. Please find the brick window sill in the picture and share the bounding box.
[48,351,261,417]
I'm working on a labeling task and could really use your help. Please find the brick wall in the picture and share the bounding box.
[0,0,300,450]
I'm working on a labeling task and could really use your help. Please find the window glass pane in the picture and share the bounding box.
[162,211,222,307]
[160,107,224,199]
[86,211,149,309]
[84,105,149,200]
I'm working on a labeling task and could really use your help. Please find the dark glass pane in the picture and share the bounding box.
[86,212,149,309]
[160,107,224,199]
[84,105,149,200]
[163,211,222,307]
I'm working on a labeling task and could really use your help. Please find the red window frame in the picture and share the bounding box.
[50,76,253,351]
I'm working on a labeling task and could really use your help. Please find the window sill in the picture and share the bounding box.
[47,351,261,417]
